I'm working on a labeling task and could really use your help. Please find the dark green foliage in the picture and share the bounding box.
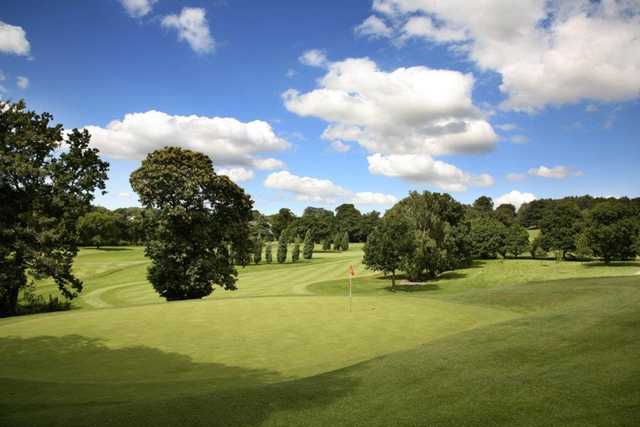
[292,242,300,263]
[303,230,314,259]
[130,147,253,301]
[504,224,529,258]
[0,101,109,316]
[335,204,363,242]
[322,239,331,251]
[586,200,639,263]
[530,235,546,259]
[540,202,583,259]
[495,203,516,226]
[77,209,119,248]
[341,231,350,251]
[387,191,471,281]
[363,216,415,289]
[469,216,507,258]
[250,210,274,242]
[277,232,288,264]
[574,232,593,261]
[297,207,335,243]
[360,210,381,242]
[265,242,273,263]
[473,196,494,213]
[333,232,342,251]
[270,208,295,239]
[253,235,263,264]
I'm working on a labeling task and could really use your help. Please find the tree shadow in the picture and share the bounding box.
[582,261,640,268]
[0,335,358,427]
[92,247,134,252]
[387,284,441,293]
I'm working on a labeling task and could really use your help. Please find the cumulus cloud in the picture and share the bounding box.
[120,0,157,18]
[360,0,640,110]
[264,171,350,203]
[494,190,536,210]
[162,7,215,54]
[298,49,328,67]
[284,57,497,157]
[330,140,351,152]
[16,76,28,89]
[264,170,397,206]
[83,111,288,174]
[367,153,493,192]
[218,167,255,183]
[528,165,583,179]
[355,15,393,38]
[352,192,397,205]
[0,21,30,56]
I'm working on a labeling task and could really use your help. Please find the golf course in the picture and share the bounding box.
[1,244,639,426]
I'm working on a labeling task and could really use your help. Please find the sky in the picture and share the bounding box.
[1,0,638,214]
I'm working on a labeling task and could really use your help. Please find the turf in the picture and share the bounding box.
[1,245,639,426]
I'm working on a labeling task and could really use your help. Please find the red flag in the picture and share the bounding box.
[348,264,356,277]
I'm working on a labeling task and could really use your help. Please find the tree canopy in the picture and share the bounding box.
[130,147,253,301]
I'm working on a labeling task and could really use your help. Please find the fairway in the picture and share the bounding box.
[1,246,639,426]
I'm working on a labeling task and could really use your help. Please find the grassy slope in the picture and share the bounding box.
[1,246,639,426]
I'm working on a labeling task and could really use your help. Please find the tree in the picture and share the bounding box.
[505,224,529,258]
[341,231,350,251]
[0,101,109,316]
[270,208,295,239]
[130,147,253,301]
[265,242,273,263]
[387,191,471,281]
[530,235,546,259]
[333,232,342,251]
[540,202,583,259]
[335,204,363,242]
[473,196,494,213]
[303,230,314,259]
[586,201,639,263]
[253,235,263,264]
[469,216,507,258]
[495,204,517,226]
[291,241,300,263]
[299,207,335,243]
[360,210,381,242]
[277,231,288,263]
[77,209,119,248]
[363,216,415,290]
[322,239,331,251]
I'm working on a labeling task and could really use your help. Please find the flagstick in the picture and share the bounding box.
[348,272,352,313]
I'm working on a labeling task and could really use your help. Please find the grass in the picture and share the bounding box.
[1,244,639,426]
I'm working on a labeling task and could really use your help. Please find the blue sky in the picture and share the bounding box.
[1,0,638,214]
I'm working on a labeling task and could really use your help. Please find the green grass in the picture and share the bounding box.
[1,245,639,426]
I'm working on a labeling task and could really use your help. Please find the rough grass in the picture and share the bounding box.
[1,245,639,426]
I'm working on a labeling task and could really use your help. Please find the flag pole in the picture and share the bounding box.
[348,263,353,313]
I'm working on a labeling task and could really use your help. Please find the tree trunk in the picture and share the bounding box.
[0,254,25,317]
[391,269,396,291]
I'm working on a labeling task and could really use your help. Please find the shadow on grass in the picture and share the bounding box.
[387,284,441,293]
[582,261,640,268]
[0,335,358,427]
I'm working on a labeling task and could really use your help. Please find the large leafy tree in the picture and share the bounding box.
[276,231,288,264]
[505,224,530,258]
[387,191,471,280]
[469,216,507,259]
[473,196,494,213]
[540,201,583,259]
[335,203,363,242]
[270,208,295,239]
[303,229,314,259]
[77,209,119,248]
[495,203,517,226]
[0,101,108,316]
[363,216,415,290]
[130,147,253,301]
[586,200,639,263]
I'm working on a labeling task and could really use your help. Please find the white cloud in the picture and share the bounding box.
[264,171,350,203]
[162,7,215,54]
[509,134,527,144]
[0,21,30,56]
[361,0,640,110]
[264,170,397,206]
[367,153,493,192]
[355,15,393,39]
[495,123,518,131]
[119,0,157,18]
[330,140,351,152]
[83,111,288,173]
[495,190,536,210]
[117,192,131,199]
[528,165,583,179]
[585,103,599,113]
[506,172,526,182]
[16,76,28,89]
[352,192,397,206]
[284,57,497,157]
[298,49,328,67]
[218,167,255,183]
